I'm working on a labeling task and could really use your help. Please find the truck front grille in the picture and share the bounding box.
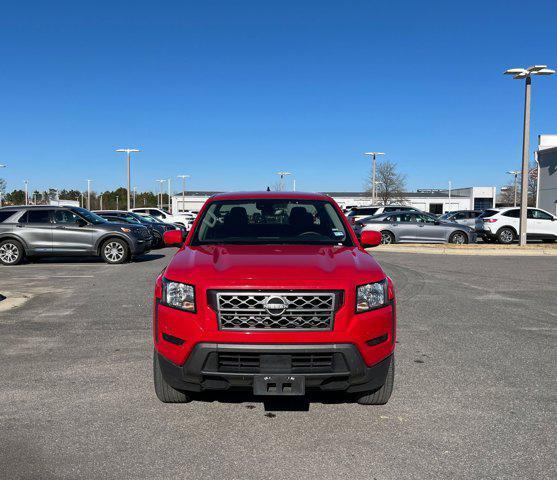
[216,352,337,373]
[213,291,339,331]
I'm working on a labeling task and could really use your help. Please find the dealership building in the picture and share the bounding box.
[537,134,557,215]
[171,186,496,215]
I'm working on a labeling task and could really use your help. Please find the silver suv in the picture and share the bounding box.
[0,206,152,265]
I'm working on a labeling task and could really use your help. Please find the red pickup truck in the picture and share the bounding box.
[153,192,396,405]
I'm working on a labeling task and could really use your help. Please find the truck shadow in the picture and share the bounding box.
[24,253,165,264]
[193,391,353,411]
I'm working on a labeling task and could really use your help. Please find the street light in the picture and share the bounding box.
[0,164,6,207]
[506,170,520,207]
[115,195,119,210]
[167,179,171,213]
[177,175,190,213]
[86,179,92,210]
[276,171,291,191]
[133,186,137,209]
[156,179,165,209]
[23,180,29,205]
[364,152,385,204]
[115,148,140,211]
[504,65,555,246]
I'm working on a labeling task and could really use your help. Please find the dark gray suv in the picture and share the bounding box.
[0,206,152,265]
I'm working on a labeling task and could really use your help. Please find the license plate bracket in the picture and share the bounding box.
[253,375,305,396]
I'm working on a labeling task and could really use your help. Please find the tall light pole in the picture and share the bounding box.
[86,179,92,210]
[292,178,296,191]
[0,164,6,207]
[156,179,165,209]
[504,65,555,246]
[100,194,103,210]
[167,179,171,212]
[23,180,29,205]
[177,175,190,213]
[364,152,385,204]
[276,171,291,191]
[115,148,140,211]
[506,170,520,207]
[133,186,137,209]
[116,195,119,210]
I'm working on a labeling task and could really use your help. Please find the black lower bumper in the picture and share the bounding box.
[158,343,392,394]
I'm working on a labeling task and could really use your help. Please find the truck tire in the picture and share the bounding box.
[100,238,130,264]
[153,351,192,403]
[0,239,25,266]
[356,356,394,405]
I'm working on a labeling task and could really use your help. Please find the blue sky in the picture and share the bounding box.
[1,0,556,194]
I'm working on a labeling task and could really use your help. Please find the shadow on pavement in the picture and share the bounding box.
[24,253,165,265]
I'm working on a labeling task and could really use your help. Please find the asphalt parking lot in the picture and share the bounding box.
[1,250,555,479]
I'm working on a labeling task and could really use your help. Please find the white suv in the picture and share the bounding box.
[476,207,557,243]
[130,208,195,229]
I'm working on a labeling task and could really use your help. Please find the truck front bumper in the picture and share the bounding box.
[157,343,392,394]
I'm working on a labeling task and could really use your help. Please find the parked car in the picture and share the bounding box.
[439,210,484,229]
[358,211,476,244]
[94,210,177,248]
[153,191,395,405]
[475,207,557,244]
[0,206,151,265]
[130,207,194,229]
[136,213,189,238]
[346,205,420,226]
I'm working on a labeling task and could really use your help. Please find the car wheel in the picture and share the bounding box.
[152,232,163,248]
[497,227,515,244]
[100,238,130,264]
[449,231,468,244]
[0,239,25,266]
[153,350,192,403]
[356,356,394,405]
[380,231,395,245]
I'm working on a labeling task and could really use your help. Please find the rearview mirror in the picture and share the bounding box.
[360,230,382,248]
[163,230,184,248]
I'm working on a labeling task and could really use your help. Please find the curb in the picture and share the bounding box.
[367,245,557,256]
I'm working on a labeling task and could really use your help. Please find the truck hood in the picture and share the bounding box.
[164,244,385,286]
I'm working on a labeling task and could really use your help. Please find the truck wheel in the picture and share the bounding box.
[380,231,395,245]
[0,239,25,266]
[153,351,192,403]
[100,238,129,264]
[497,227,515,244]
[356,356,394,405]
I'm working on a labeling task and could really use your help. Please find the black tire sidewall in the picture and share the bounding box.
[449,231,467,244]
[497,228,515,244]
[381,231,395,245]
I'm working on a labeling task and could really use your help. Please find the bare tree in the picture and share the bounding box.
[366,160,408,205]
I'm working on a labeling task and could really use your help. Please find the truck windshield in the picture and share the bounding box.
[192,199,352,246]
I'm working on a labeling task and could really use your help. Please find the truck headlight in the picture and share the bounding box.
[356,279,388,312]
[162,278,195,312]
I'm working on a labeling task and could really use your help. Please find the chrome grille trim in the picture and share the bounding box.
[215,291,337,331]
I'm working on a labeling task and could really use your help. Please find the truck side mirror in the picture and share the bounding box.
[360,230,382,248]
[163,230,183,247]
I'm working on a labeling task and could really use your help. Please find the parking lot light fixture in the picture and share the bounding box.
[506,170,520,207]
[364,152,385,204]
[86,179,92,210]
[116,195,119,210]
[0,164,6,207]
[504,65,554,246]
[23,180,29,205]
[276,171,291,191]
[156,179,165,209]
[177,175,190,213]
[115,148,140,211]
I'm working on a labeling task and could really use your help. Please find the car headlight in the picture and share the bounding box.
[356,279,388,312]
[162,278,195,312]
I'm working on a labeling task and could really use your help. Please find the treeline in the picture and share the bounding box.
[0,187,171,210]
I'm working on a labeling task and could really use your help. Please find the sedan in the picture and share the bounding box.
[358,211,476,245]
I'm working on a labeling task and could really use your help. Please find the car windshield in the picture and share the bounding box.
[70,207,107,225]
[142,215,164,224]
[192,199,352,246]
